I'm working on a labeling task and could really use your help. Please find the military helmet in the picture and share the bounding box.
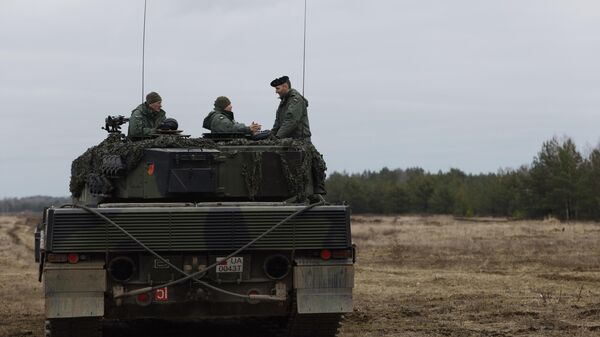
[158,118,178,130]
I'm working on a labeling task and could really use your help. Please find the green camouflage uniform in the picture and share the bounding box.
[272,88,312,139]
[271,88,326,194]
[127,103,166,139]
[203,109,251,133]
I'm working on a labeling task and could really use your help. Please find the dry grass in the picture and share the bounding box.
[341,215,600,337]
[4,214,600,336]
[0,215,44,337]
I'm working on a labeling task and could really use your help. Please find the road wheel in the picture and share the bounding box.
[45,318,102,337]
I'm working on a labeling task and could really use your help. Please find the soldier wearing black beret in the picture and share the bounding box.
[270,76,327,195]
[270,76,311,140]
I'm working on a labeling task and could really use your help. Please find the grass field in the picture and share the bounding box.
[2,214,600,336]
[343,215,600,337]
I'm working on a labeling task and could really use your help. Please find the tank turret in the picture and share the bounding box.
[70,123,318,205]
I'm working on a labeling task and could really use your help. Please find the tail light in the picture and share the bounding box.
[316,248,354,260]
[47,253,91,263]
[320,249,332,260]
[136,292,151,306]
[67,253,79,264]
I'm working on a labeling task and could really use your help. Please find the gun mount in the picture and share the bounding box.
[102,115,130,134]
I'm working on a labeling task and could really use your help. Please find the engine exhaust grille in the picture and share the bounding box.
[47,206,351,252]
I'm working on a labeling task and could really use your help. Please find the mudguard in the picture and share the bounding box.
[293,258,354,314]
[44,261,106,318]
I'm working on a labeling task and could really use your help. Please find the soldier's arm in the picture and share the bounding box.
[212,116,251,134]
[145,111,167,135]
[141,127,155,136]
[271,115,280,135]
[141,119,158,136]
[128,111,144,138]
[275,98,303,138]
[231,121,251,134]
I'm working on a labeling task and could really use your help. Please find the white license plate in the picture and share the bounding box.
[216,256,243,273]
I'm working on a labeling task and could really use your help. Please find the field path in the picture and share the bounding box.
[0,215,43,337]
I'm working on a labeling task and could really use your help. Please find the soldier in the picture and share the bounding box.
[270,76,326,195]
[270,76,311,139]
[203,96,261,134]
[127,91,167,140]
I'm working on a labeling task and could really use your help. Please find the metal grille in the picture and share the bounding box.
[47,206,350,252]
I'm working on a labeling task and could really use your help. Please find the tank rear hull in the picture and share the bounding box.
[37,204,354,337]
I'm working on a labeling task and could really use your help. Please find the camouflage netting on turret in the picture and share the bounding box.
[225,138,327,201]
[69,135,327,200]
[70,135,217,197]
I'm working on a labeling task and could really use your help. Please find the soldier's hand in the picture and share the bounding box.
[250,122,262,134]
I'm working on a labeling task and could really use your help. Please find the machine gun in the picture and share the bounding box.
[102,115,130,133]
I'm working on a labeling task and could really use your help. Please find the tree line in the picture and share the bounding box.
[325,136,600,220]
[0,196,70,213]
[2,136,598,219]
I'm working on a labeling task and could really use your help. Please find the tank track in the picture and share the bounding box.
[45,318,102,337]
[43,298,341,337]
[103,318,286,337]
[283,312,342,337]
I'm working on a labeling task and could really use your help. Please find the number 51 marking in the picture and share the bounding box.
[155,287,168,301]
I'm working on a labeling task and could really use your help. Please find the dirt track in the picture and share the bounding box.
[3,214,600,336]
[0,215,43,337]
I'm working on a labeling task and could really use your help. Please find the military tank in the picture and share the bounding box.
[35,117,355,337]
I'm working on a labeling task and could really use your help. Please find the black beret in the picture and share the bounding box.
[270,76,289,87]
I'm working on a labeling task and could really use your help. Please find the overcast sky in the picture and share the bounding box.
[1,0,600,197]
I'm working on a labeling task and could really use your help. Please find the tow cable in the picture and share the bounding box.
[61,200,325,301]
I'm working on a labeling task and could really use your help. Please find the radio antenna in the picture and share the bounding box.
[302,0,307,95]
[141,0,148,103]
